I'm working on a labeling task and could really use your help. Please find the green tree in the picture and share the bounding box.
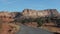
[34,17,45,27]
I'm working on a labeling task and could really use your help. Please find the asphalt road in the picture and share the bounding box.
[16,24,54,34]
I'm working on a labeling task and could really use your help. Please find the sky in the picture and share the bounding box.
[0,0,60,12]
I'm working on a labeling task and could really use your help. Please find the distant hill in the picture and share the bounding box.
[0,9,60,22]
[0,9,60,33]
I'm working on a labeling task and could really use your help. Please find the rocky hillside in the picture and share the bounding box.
[0,9,60,34]
[0,9,59,19]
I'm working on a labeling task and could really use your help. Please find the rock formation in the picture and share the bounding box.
[0,9,60,34]
[22,9,59,18]
[0,9,59,19]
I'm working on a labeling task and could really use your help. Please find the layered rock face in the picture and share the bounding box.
[22,9,59,18]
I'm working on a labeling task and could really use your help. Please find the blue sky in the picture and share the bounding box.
[0,0,60,12]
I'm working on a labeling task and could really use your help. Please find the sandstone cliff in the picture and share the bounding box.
[22,9,59,18]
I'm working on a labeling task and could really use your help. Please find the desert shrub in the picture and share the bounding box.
[33,18,45,27]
